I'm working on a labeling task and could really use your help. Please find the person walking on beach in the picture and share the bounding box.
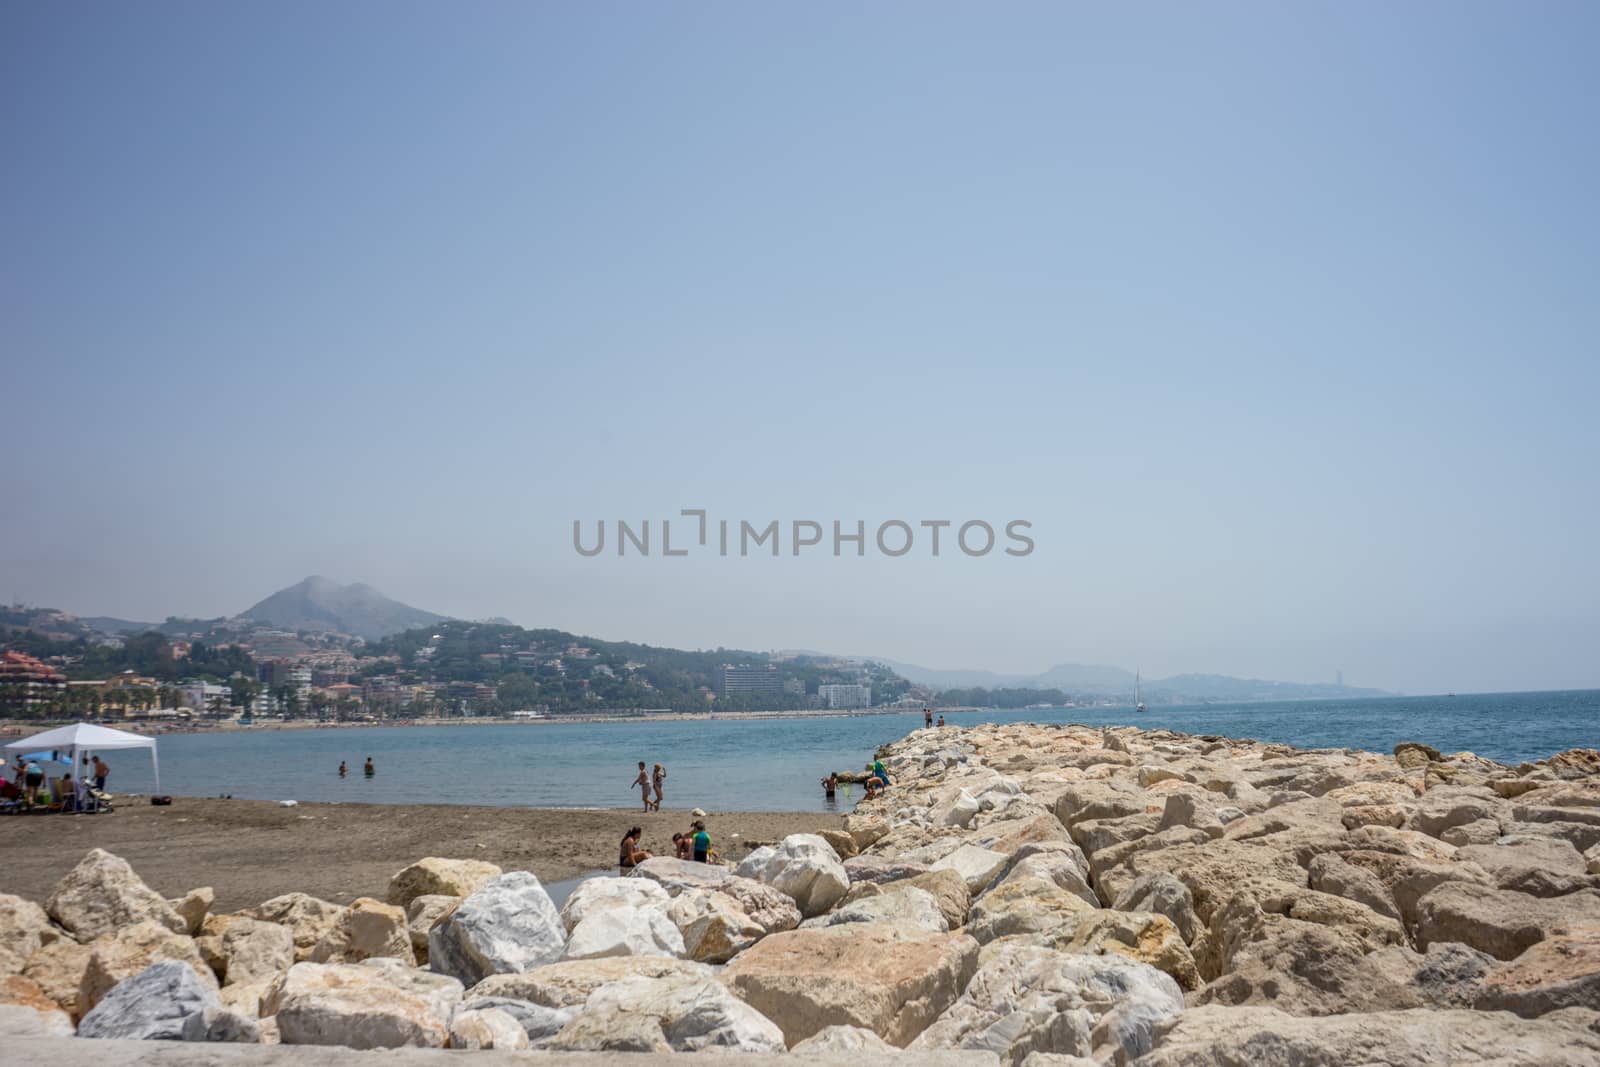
[619,826,651,869]
[363,757,375,777]
[630,761,651,812]
[91,755,110,790]
[651,763,666,811]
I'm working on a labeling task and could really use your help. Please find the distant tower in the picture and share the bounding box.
[1336,670,1344,688]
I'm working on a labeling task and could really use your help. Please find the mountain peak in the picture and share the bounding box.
[240,578,445,641]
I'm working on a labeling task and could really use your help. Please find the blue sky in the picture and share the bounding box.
[4,2,1598,694]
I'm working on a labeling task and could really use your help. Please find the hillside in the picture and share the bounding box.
[240,577,446,641]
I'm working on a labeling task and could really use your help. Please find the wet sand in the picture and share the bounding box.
[0,799,842,911]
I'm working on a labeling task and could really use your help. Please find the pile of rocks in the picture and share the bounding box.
[3,723,1598,1064]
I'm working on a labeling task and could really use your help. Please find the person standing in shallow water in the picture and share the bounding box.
[630,761,651,812]
[363,757,375,777]
[651,762,666,811]
[338,761,347,777]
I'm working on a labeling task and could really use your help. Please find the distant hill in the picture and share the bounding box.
[876,655,1390,704]
[239,577,446,641]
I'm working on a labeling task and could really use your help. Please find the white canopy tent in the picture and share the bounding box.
[4,722,160,792]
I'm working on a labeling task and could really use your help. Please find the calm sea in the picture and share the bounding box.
[62,690,1600,812]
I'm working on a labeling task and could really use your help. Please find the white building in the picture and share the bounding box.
[818,683,872,709]
[180,681,233,713]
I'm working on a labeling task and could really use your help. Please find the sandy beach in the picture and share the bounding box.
[0,799,840,910]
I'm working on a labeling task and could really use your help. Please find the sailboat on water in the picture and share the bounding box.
[1135,670,1147,713]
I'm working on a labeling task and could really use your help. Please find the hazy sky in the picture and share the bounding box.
[5,3,1598,696]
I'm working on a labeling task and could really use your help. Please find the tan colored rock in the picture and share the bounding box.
[217,975,275,1018]
[263,960,463,1049]
[0,894,64,978]
[45,848,185,941]
[967,876,1096,945]
[820,829,860,860]
[846,814,890,851]
[1475,923,1600,1016]
[720,922,979,1047]
[550,974,785,1052]
[0,973,74,1036]
[1416,883,1600,960]
[168,887,214,936]
[629,857,801,936]
[240,892,345,961]
[78,919,217,1014]
[1395,742,1443,769]
[930,844,1010,895]
[843,868,971,932]
[1039,910,1200,990]
[21,940,93,1019]
[405,894,458,966]
[214,916,296,986]
[468,956,713,1009]
[448,1006,530,1049]
[311,897,414,966]
[386,858,503,909]
[667,888,764,963]
[1147,1004,1600,1066]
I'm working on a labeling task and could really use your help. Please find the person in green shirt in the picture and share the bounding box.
[691,820,715,863]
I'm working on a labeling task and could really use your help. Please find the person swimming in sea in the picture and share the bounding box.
[339,761,347,777]
[363,757,375,777]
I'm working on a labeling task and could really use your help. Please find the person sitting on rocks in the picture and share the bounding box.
[620,826,651,869]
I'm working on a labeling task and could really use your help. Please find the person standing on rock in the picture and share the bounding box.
[925,708,933,728]
[631,761,652,812]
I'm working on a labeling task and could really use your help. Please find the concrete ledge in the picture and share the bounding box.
[5,1039,1000,1066]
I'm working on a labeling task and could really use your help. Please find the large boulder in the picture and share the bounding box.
[967,876,1096,945]
[447,1006,529,1049]
[842,869,972,931]
[1475,923,1600,1017]
[735,834,850,918]
[802,885,948,933]
[240,892,346,961]
[1112,874,1200,943]
[45,849,186,941]
[1137,1004,1600,1066]
[1458,837,1598,897]
[1033,910,1200,991]
[263,960,464,1048]
[563,904,685,960]
[181,1005,264,1043]
[77,959,220,1040]
[629,857,801,935]
[457,994,572,1044]
[21,940,94,1018]
[205,916,296,986]
[1415,883,1600,960]
[549,975,785,1052]
[558,877,671,933]
[666,889,765,964]
[0,894,64,977]
[386,858,503,909]
[931,845,1011,896]
[428,872,565,986]
[168,887,214,937]
[0,975,74,1037]
[468,956,713,1009]
[793,1024,897,1053]
[311,897,415,966]
[406,895,458,967]
[720,922,979,1047]
[78,919,217,1015]
[911,944,1183,1066]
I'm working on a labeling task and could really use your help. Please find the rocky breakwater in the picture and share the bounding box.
[5,725,1600,1064]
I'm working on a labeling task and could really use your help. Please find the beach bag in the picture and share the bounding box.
[150,795,172,806]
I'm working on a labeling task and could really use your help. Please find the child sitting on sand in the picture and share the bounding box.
[619,826,651,869]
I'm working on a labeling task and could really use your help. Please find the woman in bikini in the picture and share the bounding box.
[651,763,666,811]
[619,826,651,870]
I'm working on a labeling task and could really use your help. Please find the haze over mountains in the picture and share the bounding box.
[18,577,1390,700]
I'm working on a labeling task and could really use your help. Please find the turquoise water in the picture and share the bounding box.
[65,690,1600,812]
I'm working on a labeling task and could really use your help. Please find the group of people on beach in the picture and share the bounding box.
[336,758,376,778]
[630,760,666,811]
[2,753,110,812]
[619,819,713,869]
